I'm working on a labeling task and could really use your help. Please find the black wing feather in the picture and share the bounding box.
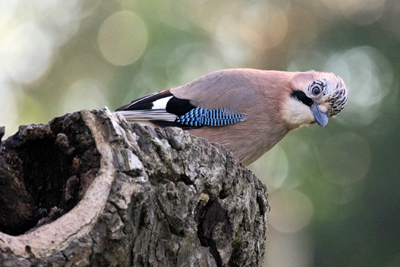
[166,97,196,116]
[116,92,174,111]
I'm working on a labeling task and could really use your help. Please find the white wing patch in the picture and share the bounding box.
[152,96,173,110]
[115,94,177,125]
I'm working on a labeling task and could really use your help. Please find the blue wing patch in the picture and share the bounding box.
[175,107,245,127]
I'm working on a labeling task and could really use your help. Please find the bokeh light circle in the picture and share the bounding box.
[318,132,371,185]
[250,144,288,190]
[3,23,54,84]
[98,11,148,66]
[324,46,393,126]
[167,43,223,86]
[269,189,314,233]
[61,79,108,113]
[239,3,287,50]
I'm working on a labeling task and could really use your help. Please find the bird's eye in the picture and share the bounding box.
[312,85,321,96]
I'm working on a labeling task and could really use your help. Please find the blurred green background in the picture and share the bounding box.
[1,0,399,266]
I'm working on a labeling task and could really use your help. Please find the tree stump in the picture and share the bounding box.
[0,108,269,267]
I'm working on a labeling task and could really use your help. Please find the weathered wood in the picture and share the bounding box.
[0,108,269,267]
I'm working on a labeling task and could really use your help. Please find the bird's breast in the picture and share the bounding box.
[188,118,288,165]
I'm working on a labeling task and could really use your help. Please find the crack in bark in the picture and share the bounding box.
[195,198,226,267]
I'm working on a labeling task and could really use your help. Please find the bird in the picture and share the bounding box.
[115,68,348,165]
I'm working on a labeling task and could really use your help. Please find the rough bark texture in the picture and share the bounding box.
[0,108,269,267]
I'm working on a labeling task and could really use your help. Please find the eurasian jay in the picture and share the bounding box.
[115,69,348,165]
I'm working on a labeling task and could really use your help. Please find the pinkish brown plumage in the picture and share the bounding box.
[115,68,348,165]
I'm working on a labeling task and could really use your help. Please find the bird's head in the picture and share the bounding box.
[282,71,348,129]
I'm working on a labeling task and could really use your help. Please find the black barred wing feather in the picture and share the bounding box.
[176,107,245,127]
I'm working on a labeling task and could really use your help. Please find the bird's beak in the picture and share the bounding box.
[311,101,328,127]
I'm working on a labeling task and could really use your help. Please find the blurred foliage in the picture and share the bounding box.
[1,0,400,266]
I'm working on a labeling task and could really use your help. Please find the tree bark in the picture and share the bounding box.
[0,108,269,267]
